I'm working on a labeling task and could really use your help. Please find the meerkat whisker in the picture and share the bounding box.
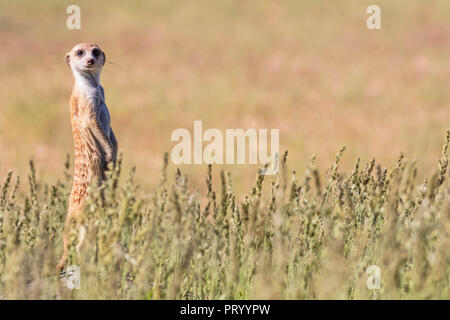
[106,60,120,67]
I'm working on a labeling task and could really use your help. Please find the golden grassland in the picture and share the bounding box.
[0,1,449,299]
[0,0,449,197]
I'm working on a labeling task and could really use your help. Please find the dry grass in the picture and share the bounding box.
[0,131,448,299]
[0,0,449,196]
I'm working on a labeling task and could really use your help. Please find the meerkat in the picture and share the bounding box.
[57,43,118,270]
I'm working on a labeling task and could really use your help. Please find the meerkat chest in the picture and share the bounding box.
[73,85,111,131]
[77,80,99,104]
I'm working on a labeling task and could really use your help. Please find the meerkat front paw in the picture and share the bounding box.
[57,253,67,271]
[105,152,114,164]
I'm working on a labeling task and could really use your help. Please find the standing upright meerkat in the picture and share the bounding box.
[57,43,118,270]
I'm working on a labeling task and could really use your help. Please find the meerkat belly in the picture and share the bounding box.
[73,126,104,183]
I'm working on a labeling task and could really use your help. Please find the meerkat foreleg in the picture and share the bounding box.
[88,121,115,164]
[110,129,118,163]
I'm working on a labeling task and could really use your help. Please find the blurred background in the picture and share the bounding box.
[0,0,449,197]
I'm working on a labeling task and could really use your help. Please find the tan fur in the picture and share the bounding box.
[57,43,118,270]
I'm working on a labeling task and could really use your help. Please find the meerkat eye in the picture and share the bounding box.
[76,49,84,57]
[92,49,100,58]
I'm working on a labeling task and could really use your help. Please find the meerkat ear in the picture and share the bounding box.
[102,51,106,65]
[66,53,71,68]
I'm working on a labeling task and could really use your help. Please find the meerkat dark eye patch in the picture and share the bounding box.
[92,49,100,57]
[76,49,84,57]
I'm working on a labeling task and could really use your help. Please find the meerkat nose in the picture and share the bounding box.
[86,58,94,66]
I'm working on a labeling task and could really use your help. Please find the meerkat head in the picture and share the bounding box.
[66,43,106,75]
